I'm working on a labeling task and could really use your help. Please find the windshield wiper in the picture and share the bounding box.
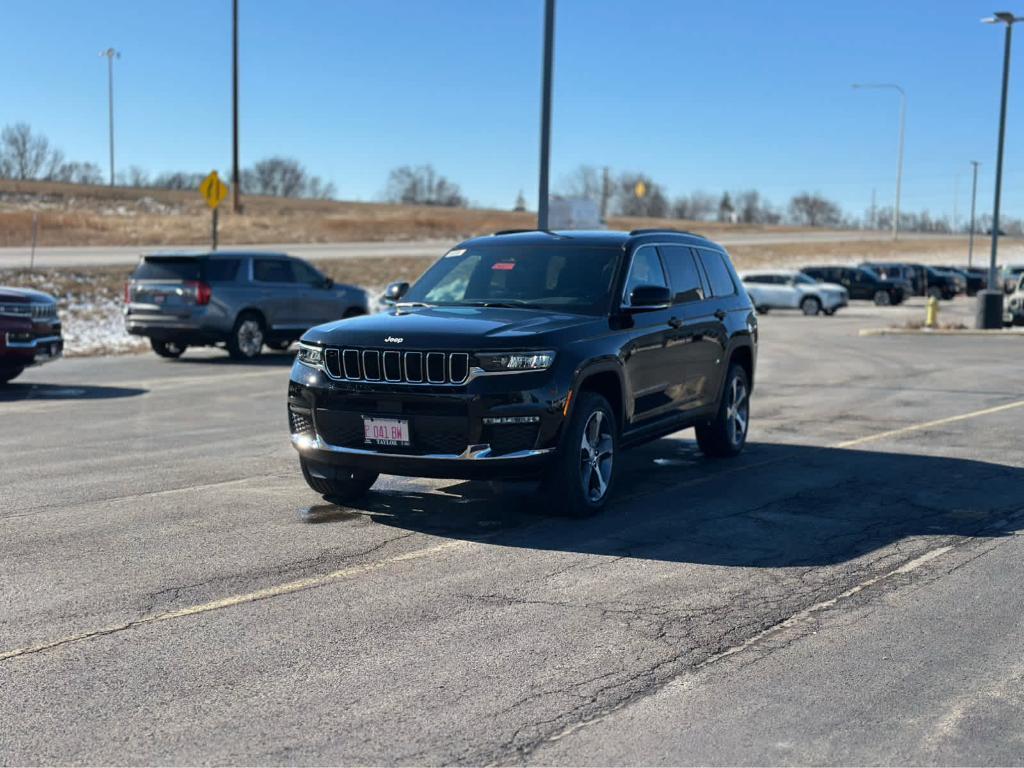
[460,300,541,309]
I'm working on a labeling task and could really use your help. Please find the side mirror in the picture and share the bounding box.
[627,284,672,309]
[384,281,410,301]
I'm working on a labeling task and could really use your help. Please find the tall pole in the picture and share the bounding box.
[537,0,555,230]
[99,48,120,186]
[852,83,905,240]
[968,161,980,269]
[232,0,241,213]
[988,21,1013,292]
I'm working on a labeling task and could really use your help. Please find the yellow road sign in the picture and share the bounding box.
[199,171,229,209]
[634,180,647,199]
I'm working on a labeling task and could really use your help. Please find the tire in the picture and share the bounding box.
[0,365,24,384]
[823,308,835,316]
[150,338,187,358]
[540,391,617,518]
[873,289,891,306]
[696,363,750,459]
[800,296,821,316]
[227,311,265,360]
[300,457,378,503]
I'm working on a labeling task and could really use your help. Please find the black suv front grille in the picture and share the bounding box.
[323,348,470,385]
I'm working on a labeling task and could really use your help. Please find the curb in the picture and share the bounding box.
[859,327,1024,337]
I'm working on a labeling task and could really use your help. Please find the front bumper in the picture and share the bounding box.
[288,360,568,480]
[2,333,63,365]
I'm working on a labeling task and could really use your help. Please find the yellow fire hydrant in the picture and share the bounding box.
[925,296,939,328]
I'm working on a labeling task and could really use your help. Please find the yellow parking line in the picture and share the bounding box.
[0,540,466,663]
[834,398,1024,449]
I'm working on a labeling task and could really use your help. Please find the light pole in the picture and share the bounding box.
[232,0,242,213]
[852,83,906,240]
[98,48,120,186]
[978,12,1022,328]
[537,0,555,230]
[968,161,980,269]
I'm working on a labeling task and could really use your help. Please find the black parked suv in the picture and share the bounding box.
[287,229,757,516]
[800,265,906,305]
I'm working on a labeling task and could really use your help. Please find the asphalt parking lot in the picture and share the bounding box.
[2,295,1023,765]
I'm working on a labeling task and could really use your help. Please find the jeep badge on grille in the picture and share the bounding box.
[385,336,404,343]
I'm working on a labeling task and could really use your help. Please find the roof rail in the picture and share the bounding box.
[628,227,705,238]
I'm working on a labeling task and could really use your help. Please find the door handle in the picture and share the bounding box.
[714,309,727,320]
[668,316,683,329]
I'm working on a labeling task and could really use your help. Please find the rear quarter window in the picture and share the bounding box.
[205,259,241,282]
[132,258,202,281]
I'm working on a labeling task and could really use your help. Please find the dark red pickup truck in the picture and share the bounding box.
[0,287,63,384]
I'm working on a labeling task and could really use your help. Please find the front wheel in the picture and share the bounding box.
[300,457,378,503]
[0,365,25,384]
[800,296,821,316]
[696,363,750,458]
[150,339,187,358]
[873,289,891,306]
[541,391,617,518]
[227,312,265,360]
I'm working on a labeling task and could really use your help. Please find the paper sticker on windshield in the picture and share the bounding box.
[445,248,466,258]
[492,262,516,271]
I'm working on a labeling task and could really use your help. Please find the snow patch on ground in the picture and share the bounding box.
[60,301,148,357]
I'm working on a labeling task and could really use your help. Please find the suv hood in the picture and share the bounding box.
[0,286,57,304]
[302,305,606,350]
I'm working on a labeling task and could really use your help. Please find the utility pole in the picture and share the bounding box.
[953,173,960,231]
[978,12,1022,328]
[536,0,555,230]
[99,48,120,186]
[968,161,980,269]
[232,0,242,213]
[870,187,877,230]
[852,83,906,240]
[600,166,611,222]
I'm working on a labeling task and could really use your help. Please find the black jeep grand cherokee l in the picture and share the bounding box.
[288,229,757,516]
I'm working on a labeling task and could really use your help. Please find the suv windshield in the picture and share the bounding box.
[404,245,621,315]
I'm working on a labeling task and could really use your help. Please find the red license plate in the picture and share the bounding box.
[363,417,410,447]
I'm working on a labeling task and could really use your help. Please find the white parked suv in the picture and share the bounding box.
[741,269,848,316]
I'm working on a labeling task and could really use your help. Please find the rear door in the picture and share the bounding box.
[290,258,339,325]
[128,256,205,320]
[691,247,737,407]
[659,244,718,413]
[252,257,299,329]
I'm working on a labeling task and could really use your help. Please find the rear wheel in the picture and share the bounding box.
[800,296,821,316]
[696,363,750,458]
[873,289,891,306]
[541,391,617,518]
[0,365,25,384]
[227,312,265,360]
[300,457,378,503]
[150,339,187,358]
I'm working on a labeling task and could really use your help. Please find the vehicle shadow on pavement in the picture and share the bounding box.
[171,351,296,367]
[334,439,1024,568]
[0,382,147,402]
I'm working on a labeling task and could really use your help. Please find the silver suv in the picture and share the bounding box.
[124,251,370,360]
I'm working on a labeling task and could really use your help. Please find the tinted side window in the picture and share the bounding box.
[205,259,240,282]
[253,259,294,283]
[743,275,766,284]
[696,249,736,297]
[659,245,704,303]
[291,259,323,285]
[132,258,201,281]
[623,246,668,305]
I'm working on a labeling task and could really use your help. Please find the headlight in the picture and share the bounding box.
[475,351,555,372]
[297,342,324,369]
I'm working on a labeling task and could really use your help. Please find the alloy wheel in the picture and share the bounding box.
[237,320,263,357]
[725,376,749,447]
[579,410,614,503]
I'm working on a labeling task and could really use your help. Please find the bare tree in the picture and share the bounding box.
[557,165,603,200]
[734,189,781,225]
[153,171,207,190]
[615,172,669,218]
[673,191,717,221]
[385,164,466,207]
[0,123,57,180]
[51,161,104,185]
[788,192,842,227]
[239,157,334,199]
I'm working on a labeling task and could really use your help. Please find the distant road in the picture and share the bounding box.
[0,231,962,269]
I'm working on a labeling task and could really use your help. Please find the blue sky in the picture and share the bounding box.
[1,0,1020,222]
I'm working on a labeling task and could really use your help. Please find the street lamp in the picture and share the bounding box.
[98,48,120,186]
[852,83,906,241]
[537,0,555,230]
[968,161,980,269]
[977,12,1023,329]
